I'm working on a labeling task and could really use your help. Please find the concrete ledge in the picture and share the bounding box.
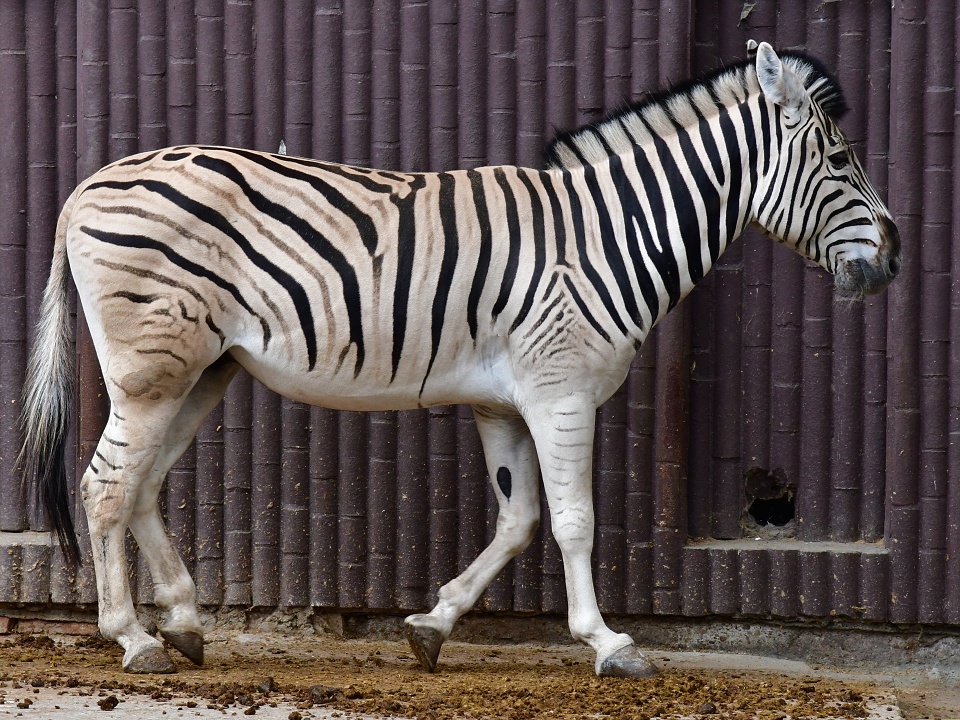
[687,538,889,554]
[0,531,52,547]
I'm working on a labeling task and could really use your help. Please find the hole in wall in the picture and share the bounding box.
[741,467,796,539]
[748,495,795,527]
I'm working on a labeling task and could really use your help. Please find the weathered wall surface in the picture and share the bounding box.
[0,0,955,628]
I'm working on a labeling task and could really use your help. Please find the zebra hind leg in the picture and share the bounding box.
[127,356,240,666]
[405,408,541,672]
[81,392,197,673]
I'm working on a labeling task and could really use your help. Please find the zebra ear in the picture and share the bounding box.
[755,42,808,118]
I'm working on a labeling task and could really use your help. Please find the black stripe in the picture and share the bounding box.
[205,313,226,347]
[561,170,628,337]
[618,140,683,311]
[804,188,846,262]
[672,117,722,263]
[109,290,159,304]
[87,177,322,370]
[608,155,661,321]
[466,170,492,341]
[798,128,826,209]
[509,170,547,334]
[82,224,264,334]
[136,347,188,366]
[389,175,426,381]
[781,125,815,247]
[579,161,643,327]
[491,168,521,319]
[95,451,122,472]
[523,293,563,342]
[421,172,460,394]
[687,110,725,186]
[735,101,758,237]
[213,147,382,255]
[644,114,719,286]
[715,102,745,250]
[540,175,569,267]
[758,95,772,177]
[562,275,612,344]
[246,150,399,193]
[540,269,560,302]
[189,155,369,373]
[116,150,162,167]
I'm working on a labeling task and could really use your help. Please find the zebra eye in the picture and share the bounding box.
[828,150,849,169]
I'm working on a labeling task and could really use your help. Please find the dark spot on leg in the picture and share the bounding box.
[496,466,512,500]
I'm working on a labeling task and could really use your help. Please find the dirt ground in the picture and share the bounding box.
[0,630,906,720]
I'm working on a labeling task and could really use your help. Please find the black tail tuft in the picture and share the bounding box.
[37,438,82,566]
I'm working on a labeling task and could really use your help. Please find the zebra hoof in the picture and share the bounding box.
[597,644,658,678]
[404,620,444,673]
[161,629,204,666]
[124,645,176,674]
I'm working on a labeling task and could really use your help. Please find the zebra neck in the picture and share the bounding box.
[585,109,758,332]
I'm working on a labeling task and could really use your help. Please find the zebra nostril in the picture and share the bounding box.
[889,255,901,277]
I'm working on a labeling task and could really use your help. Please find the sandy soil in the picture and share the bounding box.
[0,631,896,719]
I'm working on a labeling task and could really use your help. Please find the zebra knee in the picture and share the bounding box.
[496,504,541,556]
[80,468,132,529]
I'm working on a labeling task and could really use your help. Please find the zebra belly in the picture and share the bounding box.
[228,344,518,413]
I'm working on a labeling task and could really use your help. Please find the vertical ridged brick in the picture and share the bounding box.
[309,406,338,607]
[738,550,768,616]
[337,411,367,608]
[1,1,29,533]
[650,0,691,617]
[708,547,738,616]
[947,4,960,626]
[515,0,545,168]
[680,547,708,616]
[625,343,654,613]
[366,411,396,609]
[458,0,486,167]
[0,546,23,602]
[455,407,487,599]
[915,0,954,626]
[396,410,428,611]
[886,0,925,625]
[769,549,800,619]
[428,406,458,605]
[371,0,399,168]
[138,1,167,164]
[799,551,829,618]
[195,0,224,145]
[486,0,516,167]
[280,399,311,607]
[313,0,342,160]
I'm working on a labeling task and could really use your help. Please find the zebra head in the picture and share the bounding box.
[752,42,900,296]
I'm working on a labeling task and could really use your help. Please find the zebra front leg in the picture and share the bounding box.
[527,398,657,678]
[405,408,541,672]
[128,357,240,666]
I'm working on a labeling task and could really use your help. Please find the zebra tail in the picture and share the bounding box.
[19,189,81,566]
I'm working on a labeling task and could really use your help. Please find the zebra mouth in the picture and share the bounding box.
[835,257,892,296]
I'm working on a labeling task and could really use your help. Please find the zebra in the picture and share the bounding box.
[20,42,899,677]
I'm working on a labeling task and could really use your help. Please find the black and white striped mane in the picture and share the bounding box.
[544,50,847,171]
